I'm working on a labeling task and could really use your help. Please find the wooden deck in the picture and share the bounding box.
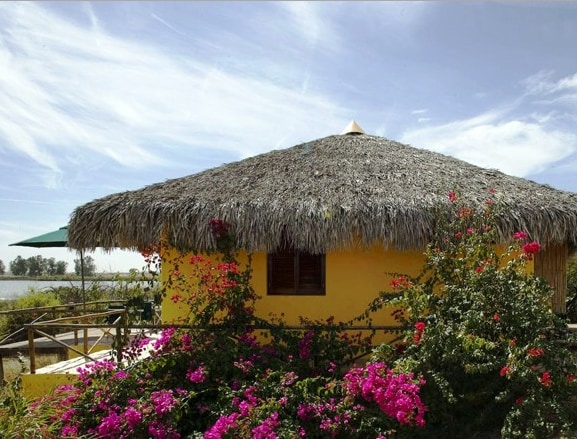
[0,328,116,383]
[7,328,161,399]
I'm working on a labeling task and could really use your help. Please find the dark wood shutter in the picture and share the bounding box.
[268,249,295,294]
[268,249,325,295]
[298,252,325,294]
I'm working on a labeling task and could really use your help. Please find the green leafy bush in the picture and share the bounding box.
[370,190,577,438]
[0,290,60,342]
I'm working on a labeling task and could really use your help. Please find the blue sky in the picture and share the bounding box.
[0,1,576,273]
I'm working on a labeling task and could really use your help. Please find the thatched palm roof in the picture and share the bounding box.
[68,125,577,254]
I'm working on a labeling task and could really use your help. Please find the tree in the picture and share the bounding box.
[55,260,68,275]
[9,256,28,276]
[75,255,96,276]
[26,255,44,276]
[45,257,57,275]
[0,259,5,275]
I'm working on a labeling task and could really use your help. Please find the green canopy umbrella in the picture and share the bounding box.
[10,226,69,248]
[10,226,87,307]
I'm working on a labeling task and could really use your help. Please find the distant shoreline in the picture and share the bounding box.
[0,274,133,282]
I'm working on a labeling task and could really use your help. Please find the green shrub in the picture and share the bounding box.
[0,290,61,342]
[370,190,577,438]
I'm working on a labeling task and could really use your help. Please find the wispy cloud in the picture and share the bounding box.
[401,110,575,178]
[0,3,349,189]
[150,12,188,38]
[275,2,338,49]
[522,70,577,96]
[402,71,576,178]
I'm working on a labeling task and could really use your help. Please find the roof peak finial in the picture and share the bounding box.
[340,120,365,135]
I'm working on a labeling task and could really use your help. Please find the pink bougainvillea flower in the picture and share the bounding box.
[513,231,528,241]
[448,191,457,202]
[186,365,207,384]
[500,366,510,377]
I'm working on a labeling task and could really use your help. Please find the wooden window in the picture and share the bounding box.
[268,248,325,295]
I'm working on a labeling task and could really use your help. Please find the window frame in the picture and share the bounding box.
[267,248,326,296]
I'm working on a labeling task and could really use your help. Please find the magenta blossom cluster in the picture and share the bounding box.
[204,413,240,438]
[251,412,280,439]
[186,364,208,384]
[298,330,315,360]
[297,399,361,437]
[343,362,427,427]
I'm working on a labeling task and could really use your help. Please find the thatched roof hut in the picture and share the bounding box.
[68,123,576,256]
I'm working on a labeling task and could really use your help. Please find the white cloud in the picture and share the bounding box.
[276,2,338,49]
[0,3,349,187]
[402,70,576,178]
[522,70,577,96]
[401,110,575,177]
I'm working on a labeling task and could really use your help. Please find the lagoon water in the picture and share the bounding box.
[0,280,114,300]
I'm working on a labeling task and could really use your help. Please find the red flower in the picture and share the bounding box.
[567,374,575,382]
[448,191,457,202]
[515,397,523,406]
[527,347,544,358]
[540,371,553,388]
[414,321,426,332]
[475,265,484,273]
[458,207,472,218]
[455,231,463,238]
[500,366,510,377]
[513,231,528,241]
[413,321,426,344]
[390,276,411,289]
[493,313,500,322]
[208,218,231,239]
[522,241,541,255]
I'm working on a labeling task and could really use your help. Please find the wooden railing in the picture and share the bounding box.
[13,310,577,376]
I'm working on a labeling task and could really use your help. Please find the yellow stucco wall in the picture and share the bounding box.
[160,243,425,328]
[21,373,77,400]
